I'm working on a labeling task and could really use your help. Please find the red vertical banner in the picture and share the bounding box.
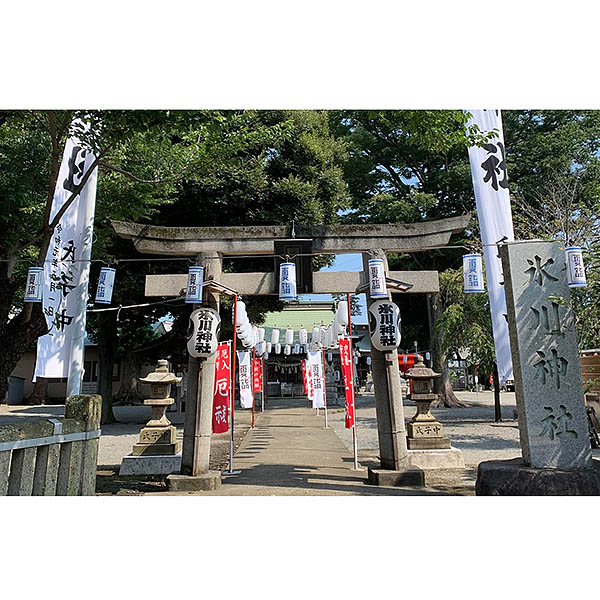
[212,342,231,434]
[339,338,355,428]
[301,360,308,395]
[252,357,263,394]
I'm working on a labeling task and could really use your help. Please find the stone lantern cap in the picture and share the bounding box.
[139,360,182,387]
[405,355,441,380]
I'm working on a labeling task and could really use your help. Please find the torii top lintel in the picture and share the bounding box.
[111,214,470,256]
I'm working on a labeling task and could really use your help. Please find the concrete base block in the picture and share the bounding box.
[167,471,222,492]
[407,437,451,450]
[406,446,465,470]
[367,466,424,487]
[119,453,181,476]
[476,458,600,496]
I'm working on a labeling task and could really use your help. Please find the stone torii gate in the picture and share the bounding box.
[113,215,468,489]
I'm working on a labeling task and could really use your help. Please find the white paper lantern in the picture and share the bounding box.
[187,308,221,357]
[271,328,280,345]
[275,343,281,354]
[368,258,387,298]
[23,267,43,303]
[463,254,485,293]
[327,352,333,362]
[368,299,401,352]
[185,266,205,303]
[294,343,300,354]
[279,262,297,300]
[337,300,349,326]
[235,300,247,322]
[285,327,294,345]
[264,352,269,360]
[311,327,321,344]
[95,267,116,304]
[298,328,308,345]
[266,342,272,353]
[565,246,587,287]
[284,344,291,355]
[366,356,372,366]
[258,328,265,342]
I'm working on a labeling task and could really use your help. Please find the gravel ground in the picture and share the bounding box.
[329,390,521,467]
[327,390,521,494]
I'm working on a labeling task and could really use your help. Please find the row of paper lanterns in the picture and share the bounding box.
[23,245,588,305]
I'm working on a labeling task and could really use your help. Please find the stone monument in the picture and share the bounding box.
[120,360,182,476]
[477,240,600,495]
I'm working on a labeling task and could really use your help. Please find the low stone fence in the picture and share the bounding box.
[0,395,101,496]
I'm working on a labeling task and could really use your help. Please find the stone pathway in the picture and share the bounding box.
[173,396,445,496]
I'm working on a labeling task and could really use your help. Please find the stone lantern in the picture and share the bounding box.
[133,359,182,457]
[404,355,450,450]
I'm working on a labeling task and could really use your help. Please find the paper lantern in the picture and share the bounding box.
[294,343,300,354]
[258,328,265,342]
[23,267,44,303]
[235,300,247,322]
[285,327,294,345]
[185,266,205,303]
[264,352,269,360]
[368,299,401,352]
[463,254,485,293]
[275,343,281,354]
[95,267,116,304]
[337,300,349,326]
[266,342,272,353]
[368,258,387,298]
[271,328,280,345]
[299,328,308,345]
[279,262,297,300]
[327,352,333,362]
[187,308,221,357]
[311,327,321,345]
[565,246,587,287]
[366,356,372,366]
[284,344,291,355]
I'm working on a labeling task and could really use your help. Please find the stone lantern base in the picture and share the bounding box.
[406,393,451,450]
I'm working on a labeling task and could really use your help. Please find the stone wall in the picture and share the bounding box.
[0,395,101,496]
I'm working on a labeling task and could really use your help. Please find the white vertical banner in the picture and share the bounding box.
[466,109,515,385]
[307,350,325,408]
[237,350,253,408]
[34,124,98,385]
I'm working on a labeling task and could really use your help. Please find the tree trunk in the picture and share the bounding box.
[97,311,117,425]
[114,352,143,405]
[430,294,466,408]
[493,362,502,422]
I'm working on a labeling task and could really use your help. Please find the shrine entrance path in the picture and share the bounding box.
[194,397,444,496]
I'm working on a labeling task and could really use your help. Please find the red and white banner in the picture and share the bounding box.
[339,338,355,428]
[252,357,263,394]
[212,342,231,433]
[307,350,325,408]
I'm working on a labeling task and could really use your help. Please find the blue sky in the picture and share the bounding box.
[298,252,368,324]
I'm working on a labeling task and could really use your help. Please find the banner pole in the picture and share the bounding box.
[321,348,329,428]
[261,356,265,412]
[347,292,358,470]
[252,347,256,429]
[224,297,240,475]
